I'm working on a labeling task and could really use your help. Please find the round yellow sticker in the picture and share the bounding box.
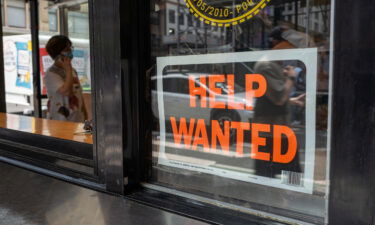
[185,0,270,27]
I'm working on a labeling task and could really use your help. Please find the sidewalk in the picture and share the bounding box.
[0,162,207,225]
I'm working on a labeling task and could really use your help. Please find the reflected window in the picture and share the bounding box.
[168,10,175,24]
[178,13,184,25]
[196,20,200,28]
[187,14,192,26]
[68,11,89,39]
[175,77,189,94]
[48,9,57,32]
[7,0,26,28]
[163,77,175,93]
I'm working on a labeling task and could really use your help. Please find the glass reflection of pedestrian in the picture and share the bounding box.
[44,35,87,122]
[252,27,302,178]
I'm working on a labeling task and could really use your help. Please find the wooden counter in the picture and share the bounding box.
[0,113,93,144]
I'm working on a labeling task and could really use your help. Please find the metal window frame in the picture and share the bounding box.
[90,0,124,193]
[0,0,6,112]
[328,0,375,224]
[30,0,42,118]
[0,0,374,224]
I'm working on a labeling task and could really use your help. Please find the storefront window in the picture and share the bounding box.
[1,0,94,174]
[148,0,332,223]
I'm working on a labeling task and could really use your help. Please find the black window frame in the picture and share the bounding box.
[0,0,374,224]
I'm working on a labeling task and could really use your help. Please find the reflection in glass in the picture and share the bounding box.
[148,0,331,223]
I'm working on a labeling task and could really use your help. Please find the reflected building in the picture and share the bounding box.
[151,0,331,57]
[278,1,331,35]
[151,0,228,56]
[2,0,89,38]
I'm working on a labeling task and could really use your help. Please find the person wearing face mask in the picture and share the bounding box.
[44,35,87,122]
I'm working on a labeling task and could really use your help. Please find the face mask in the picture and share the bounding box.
[61,51,74,59]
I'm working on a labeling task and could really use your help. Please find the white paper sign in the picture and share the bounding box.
[156,48,318,194]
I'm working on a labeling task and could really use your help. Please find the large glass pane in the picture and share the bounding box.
[148,0,332,223]
[1,0,94,174]
[37,0,93,148]
[39,1,92,121]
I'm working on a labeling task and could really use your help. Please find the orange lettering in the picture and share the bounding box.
[192,119,210,151]
[211,120,230,152]
[227,74,245,110]
[245,74,267,110]
[170,117,195,149]
[273,125,297,163]
[251,123,270,161]
[231,121,250,155]
[189,76,207,108]
[209,75,226,109]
